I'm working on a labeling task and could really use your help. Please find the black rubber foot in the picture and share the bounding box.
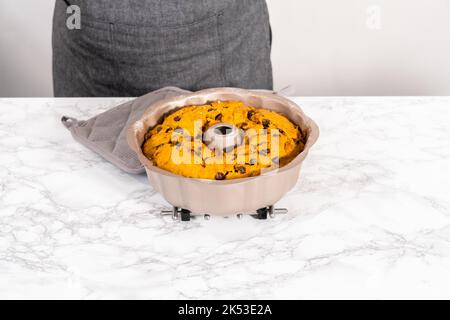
[252,207,269,220]
[180,209,191,221]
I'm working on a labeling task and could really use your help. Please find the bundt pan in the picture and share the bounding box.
[127,88,319,216]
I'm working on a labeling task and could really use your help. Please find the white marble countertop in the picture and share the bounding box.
[1,97,450,299]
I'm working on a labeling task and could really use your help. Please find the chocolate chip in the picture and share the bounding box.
[207,108,215,112]
[238,122,248,129]
[155,126,162,133]
[247,111,255,121]
[262,119,270,129]
[215,172,226,180]
[279,129,285,134]
[201,121,210,133]
[215,113,223,121]
[174,116,181,121]
[165,128,172,133]
[234,165,246,174]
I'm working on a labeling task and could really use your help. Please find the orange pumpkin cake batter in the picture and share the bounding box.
[142,100,304,180]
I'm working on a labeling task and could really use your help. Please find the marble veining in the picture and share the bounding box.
[0,97,449,299]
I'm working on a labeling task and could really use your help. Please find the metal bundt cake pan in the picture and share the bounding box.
[127,87,319,216]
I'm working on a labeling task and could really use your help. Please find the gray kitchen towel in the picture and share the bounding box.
[61,87,191,174]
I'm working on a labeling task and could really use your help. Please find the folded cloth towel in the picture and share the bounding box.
[61,87,190,174]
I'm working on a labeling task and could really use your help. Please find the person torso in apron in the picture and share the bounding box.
[53,0,273,97]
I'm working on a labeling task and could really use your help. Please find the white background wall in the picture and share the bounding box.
[0,0,54,97]
[1,0,450,97]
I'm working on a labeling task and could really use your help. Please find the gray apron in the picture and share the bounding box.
[52,0,273,97]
